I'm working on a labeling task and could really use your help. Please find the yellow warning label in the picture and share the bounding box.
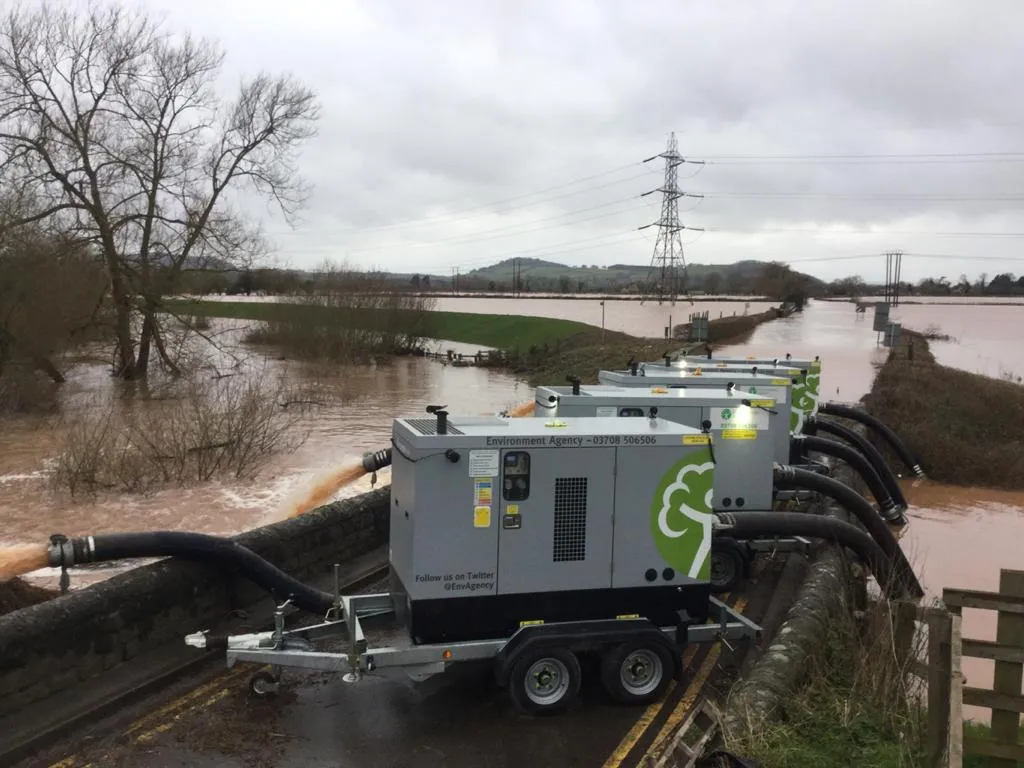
[616,613,641,620]
[771,378,790,385]
[506,504,519,515]
[716,363,728,367]
[544,419,569,428]
[722,429,758,440]
[750,398,774,408]
[474,506,491,528]
[519,619,544,627]
[683,435,711,445]
[651,386,669,393]
[787,368,800,375]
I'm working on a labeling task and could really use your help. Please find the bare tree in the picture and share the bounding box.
[0,1,319,379]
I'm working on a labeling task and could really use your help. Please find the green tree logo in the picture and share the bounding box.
[649,450,715,581]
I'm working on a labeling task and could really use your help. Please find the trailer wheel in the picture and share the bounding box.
[248,670,279,698]
[507,647,581,715]
[710,539,747,593]
[600,640,674,705]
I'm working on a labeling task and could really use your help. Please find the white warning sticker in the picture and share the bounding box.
[595,406,618,418]
[468,449,500,477]
[710,405,769,433]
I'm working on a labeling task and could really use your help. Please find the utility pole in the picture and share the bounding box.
[639,132,704,305]
[884,250,903,307]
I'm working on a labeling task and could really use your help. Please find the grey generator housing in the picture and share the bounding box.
[535,384,778,512]
[633,360,818,433]
[389,413,719,644]
[682,354,821,373]
[598,368,794,463]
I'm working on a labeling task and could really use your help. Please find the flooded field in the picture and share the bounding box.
[1,294,1023,723]
[430,295,778,339]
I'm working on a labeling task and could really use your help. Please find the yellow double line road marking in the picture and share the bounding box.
[602,595,749,768]
[47,665,255,768]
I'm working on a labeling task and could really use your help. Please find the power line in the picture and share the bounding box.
[701,191,1024,201]
[694,151,1024,159]
[267,162,658,237]
[341,198,651,255]
[783,251,1024,264]
[705,226,1024,238]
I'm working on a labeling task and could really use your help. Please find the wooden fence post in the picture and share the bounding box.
[926,607,953,768]
[948,612,964,768]
[893,599,918,669]
[990,569,1024,768]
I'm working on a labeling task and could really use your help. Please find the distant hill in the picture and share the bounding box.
[421,257,825,296]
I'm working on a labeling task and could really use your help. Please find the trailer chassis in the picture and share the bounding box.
[184,569,762,714]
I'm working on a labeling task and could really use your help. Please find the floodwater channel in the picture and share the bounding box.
[1,295,1022,723]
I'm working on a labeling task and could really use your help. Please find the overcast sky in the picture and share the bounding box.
[136,0,1024,283]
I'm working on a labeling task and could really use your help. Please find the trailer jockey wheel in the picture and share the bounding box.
[600,640,675,706]
[248,669,280,698]
[710,538,747,594]
[508,647,581,716]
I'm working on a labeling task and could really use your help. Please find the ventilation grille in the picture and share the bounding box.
[404,419,464,435]
[553,477,587,562]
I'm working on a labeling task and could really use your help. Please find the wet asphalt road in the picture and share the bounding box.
[20,562,786,768]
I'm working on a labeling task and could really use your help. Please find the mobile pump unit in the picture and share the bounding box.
[598,367,796,463]
[631,357,820,435]
[535,381,811,592]
[42,407,915,716]
[187,410,762,714]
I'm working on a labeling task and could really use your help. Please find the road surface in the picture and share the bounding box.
[18,560,790,768]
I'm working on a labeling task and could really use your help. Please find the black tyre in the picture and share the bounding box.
[507,647,582,715]
[600,639,675,705]
[710,539,747,593]
[248,669,279,698]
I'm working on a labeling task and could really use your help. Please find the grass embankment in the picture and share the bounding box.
[167,299,782,385]
[728,599,1004,768]
[860,330,1024,489]
[166,299,592,351]
[517,307,782,386]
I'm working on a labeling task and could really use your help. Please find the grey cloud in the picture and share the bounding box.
[132,0,1024,281]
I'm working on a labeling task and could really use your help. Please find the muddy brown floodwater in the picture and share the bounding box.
[2,295,1022,724]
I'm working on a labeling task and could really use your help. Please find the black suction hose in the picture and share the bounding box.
[714,511,903,597]
[794,434,906,524]
[819,401,925,478]
[773,465,923,598]
[48,532,336,615]
[807,416,909,510]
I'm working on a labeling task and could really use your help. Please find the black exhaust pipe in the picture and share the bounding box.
[819,401,925,478]
[772,465,923,598]
[47,532,336,615]
[713,511,905,597]
[792,434,906,525]
[805,416,909,510]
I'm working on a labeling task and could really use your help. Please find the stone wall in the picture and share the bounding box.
[0,486,390,720]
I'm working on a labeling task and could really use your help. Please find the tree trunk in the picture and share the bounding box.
[135,314,153,377]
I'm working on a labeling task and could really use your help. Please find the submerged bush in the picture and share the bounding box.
[49,369,314,496]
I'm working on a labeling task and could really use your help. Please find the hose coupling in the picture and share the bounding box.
[362,448,392,474]
[47,534,94,568]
